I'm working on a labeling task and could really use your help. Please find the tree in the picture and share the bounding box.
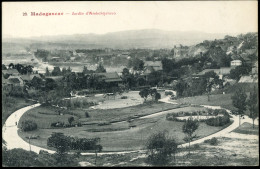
[182,117,199,155]
[2,64,7,70]
[247,86,259,128]
[139,88,150,102]
[82,66,89,74]
[229,65,252,81]
[45,67,50,76]
[52,67,62,76]
[95,63,106,73]
[47,132,70,165]
[68,116,74,126]
[231,87,247,125]
[155,92,161,102]
[162,58,175,74]
[146,131,178,166]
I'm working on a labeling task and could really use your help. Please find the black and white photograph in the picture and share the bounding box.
[2,1,259,166]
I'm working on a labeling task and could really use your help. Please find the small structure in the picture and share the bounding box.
[143,61,163,72]
[2,69,20,76]
[7,75,24,87]
[20,74,41,83]
[231,60,242,68]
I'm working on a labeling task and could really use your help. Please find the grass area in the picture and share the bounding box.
[2,96,35,127]
[233,122,259,135]
[176,93,235,110]
[18,105,80,129]
[18,106,230,152]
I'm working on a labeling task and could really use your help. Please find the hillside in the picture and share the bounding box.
[2,29,228,50]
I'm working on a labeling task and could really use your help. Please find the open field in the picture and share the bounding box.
[18,105,231,152]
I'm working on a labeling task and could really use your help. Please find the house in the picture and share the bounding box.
[144,61,163,72]
[93,72,122,83]
[2,69,20,76]
[193,67,231,79]
[20,74,41,83]
[7,75,24,87]
[231,60,242,68]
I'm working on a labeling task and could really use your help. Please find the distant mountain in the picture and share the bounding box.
[2,29,231,49]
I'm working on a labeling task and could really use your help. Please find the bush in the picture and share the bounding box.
[121,96,128,99]
[85,112,90,118]
[21,120,37,132]
[165,91,173,96]
[204,137,218,145]
[205,115,230,126]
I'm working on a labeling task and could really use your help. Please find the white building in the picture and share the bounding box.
[231,60,242,67]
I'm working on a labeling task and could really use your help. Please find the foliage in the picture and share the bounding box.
[139,88,150,102]
[229,65,252,81]
[146,131,178,166]
[182,117,199,154]
[95,63,106,73]
[155,92,161,102]
[21,120,38,132]
[85,111,90,118]
[205,115,230,126]
[204,137,218,145]
[231,87,247,125]
[247,86,259,128]
[68,116,74,125]
[2,148,43,167]
[47,132,70,155]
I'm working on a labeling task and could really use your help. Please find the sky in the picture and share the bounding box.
[2,1,258,38]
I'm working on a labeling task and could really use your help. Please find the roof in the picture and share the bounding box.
[93,72,122,82]
[46,76,64,81]
[144,61,162,68]
[2,69,19,75]
[231,60,242,62]
[196,69,221,76]
[20,74,41,81]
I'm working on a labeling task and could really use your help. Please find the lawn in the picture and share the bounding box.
[18,106,231,152]
[18,105,80,129]
[176,93,234,110]
[233,122,259,135]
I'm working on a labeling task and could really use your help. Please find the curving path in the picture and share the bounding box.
[2,96,257,155]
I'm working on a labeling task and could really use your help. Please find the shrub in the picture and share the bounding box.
[204,137,218,145]
[85,112,90,118]
[121,96,128,99]
[21,120,37,132]
[165,91,173,96]
[205,115,230,126]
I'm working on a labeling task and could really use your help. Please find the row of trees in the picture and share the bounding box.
[231,86,259,128]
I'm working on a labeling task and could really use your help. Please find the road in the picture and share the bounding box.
[2,96,258,155]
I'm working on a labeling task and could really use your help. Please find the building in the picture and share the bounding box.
[21,74,41,83]
[93,72,122,84]
[231,60,242,68]
[193,67,232,79]
[144,61,163,72]
[7,75,24,87]
[2,69,20,76]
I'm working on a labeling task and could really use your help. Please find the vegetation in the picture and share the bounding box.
[21,120,38,132]
[231,87,247,125]
[182,117,199,154]
[146,131,178,166]
[247,86,259,128]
